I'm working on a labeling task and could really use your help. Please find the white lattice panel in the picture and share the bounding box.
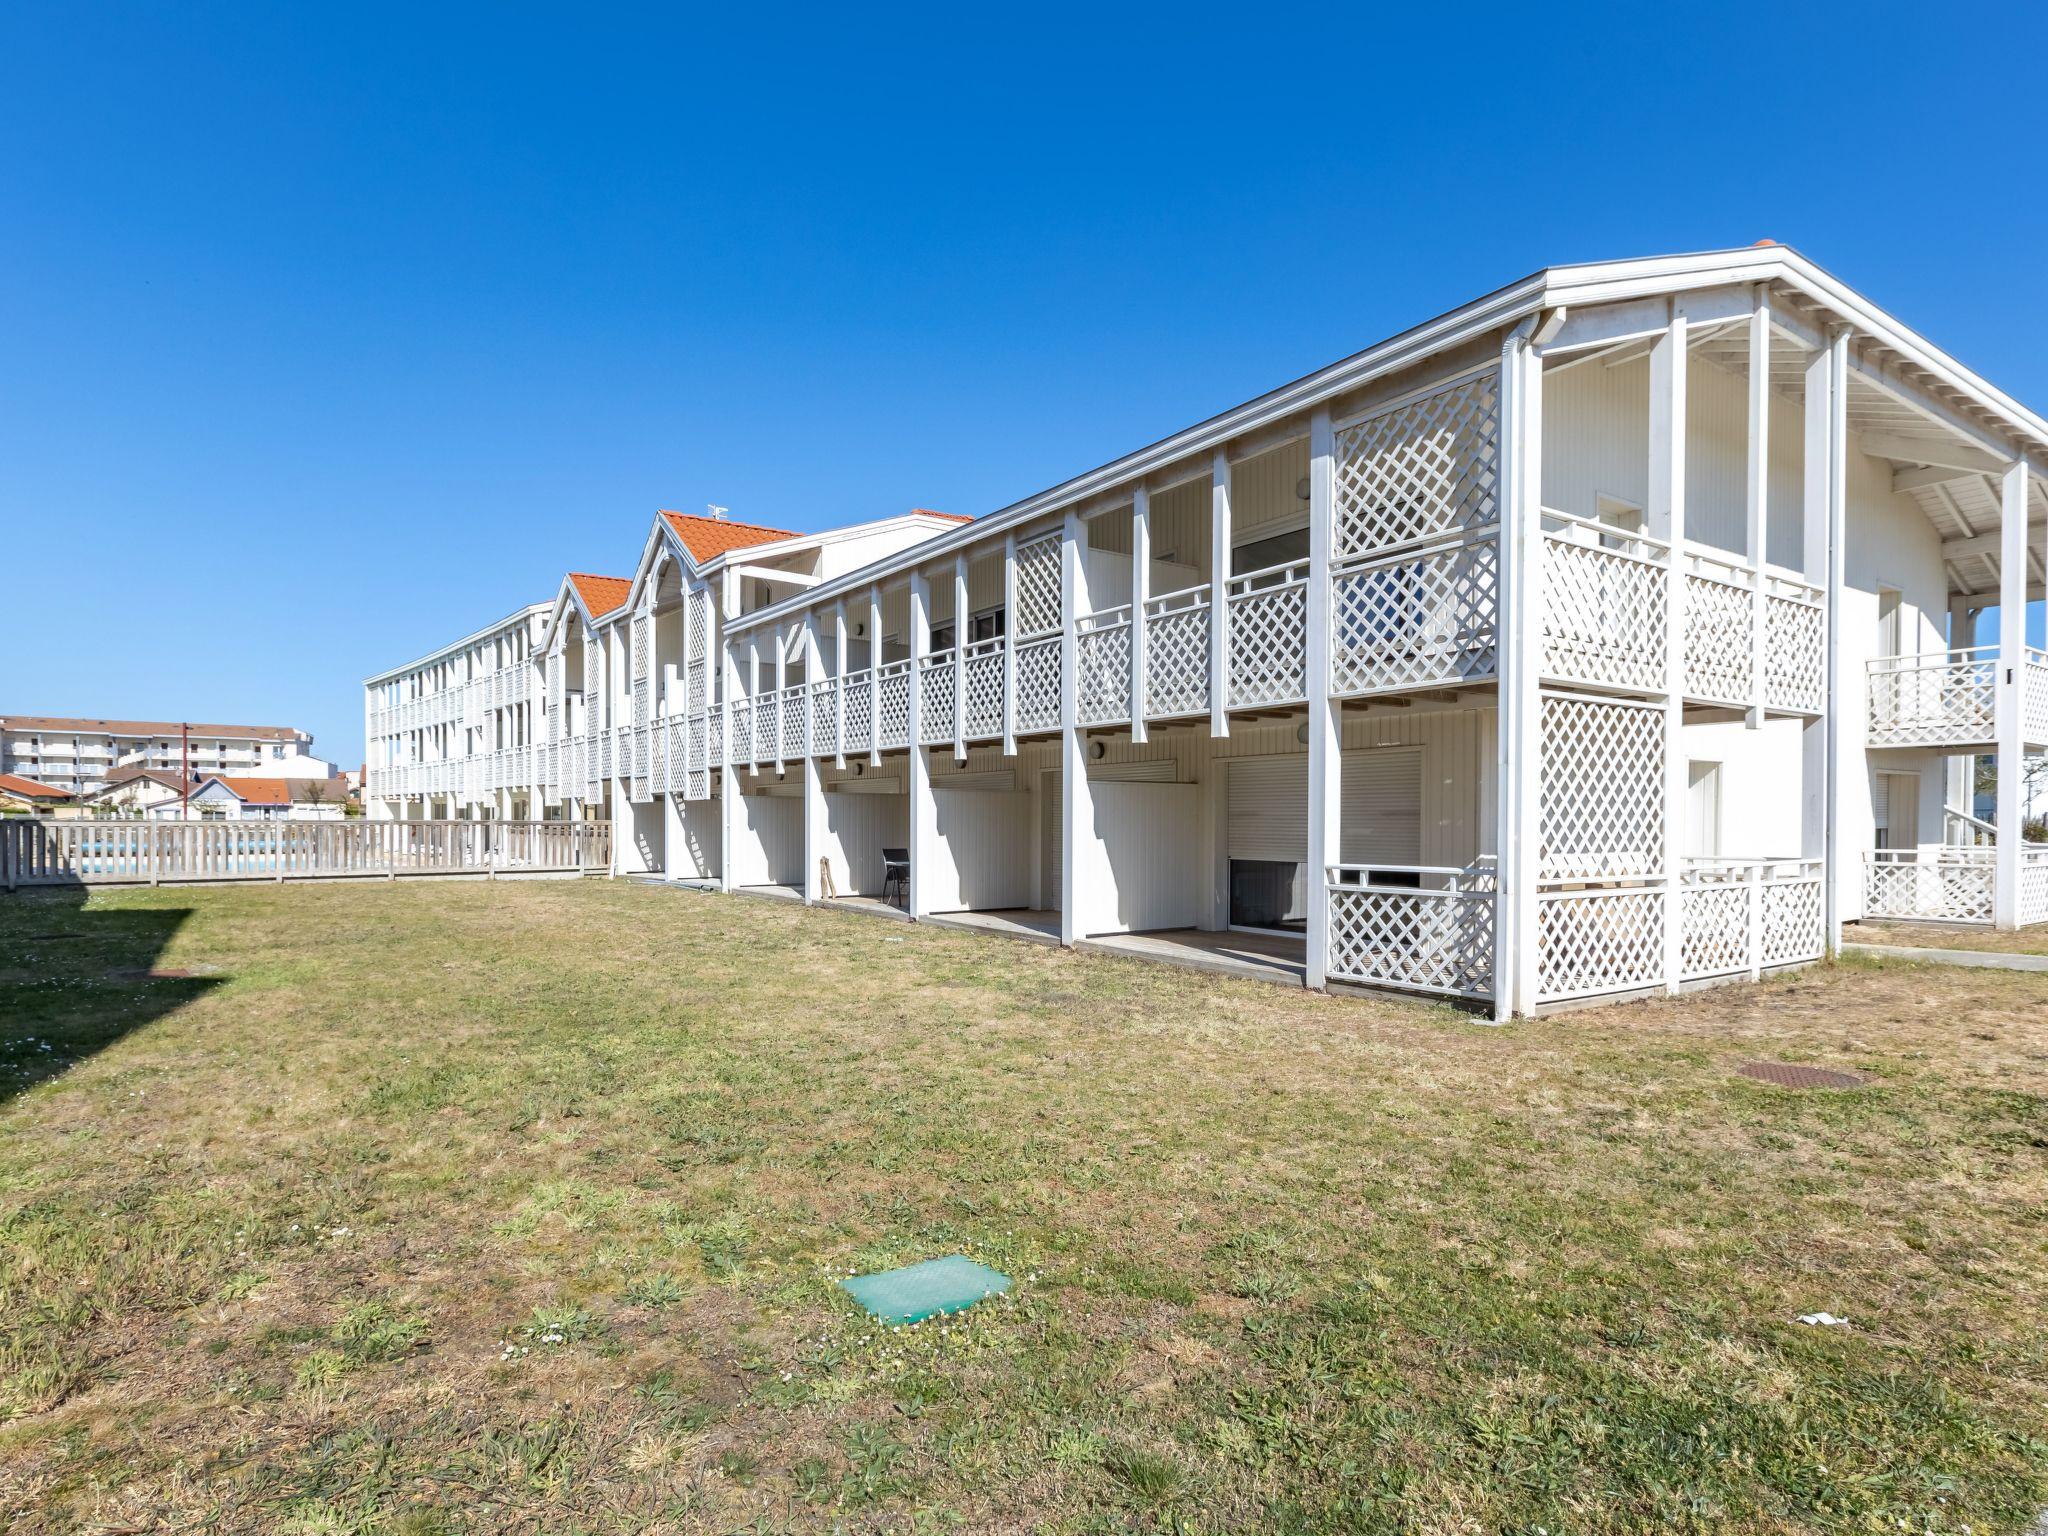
[1077,622,1131,726]
[964,646,1004,738]
[1537,889,1663,1000]
[1539,692,1663,880]
[1333,372,1500,557]
[2027,658,2048,746]
[1326,886,1493,998]
[730,700,755,763]
[877,664,911,749]
[707,711,723,767]
[2021,853,2048,926]
[687,715,706,775]
[1014,535,1062,636]
[1760,878,1823,966]
[1331,539,1498,696]
[811,679,838,757]
[1680,881,1747,978]
[1144,602,1209,718]
[687,597,709,711]
[1867,656,1996,746]
[547,653,565,742]
[843,675,873,754]
[1683,571,1752,705]
[1764,593,1824,714]
[755,698,777,764]
[1015,637,1061,731]
[1227,581,1307,707]
[779,689,805,760]
[1863,858,1993,923]
[1541,535,1666,693]
[919,659,956,744]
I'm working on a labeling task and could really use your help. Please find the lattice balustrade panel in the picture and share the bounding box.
[1764,595,1824,713]
[1333,372,1500,557]
[1015,638,1061,731]
[547,654,565,742]
[729,701,754,762]
[1864,859,1993,923]
[1013,536,1063,636]
[1680,882,1748,978]
[919,660,956,744]
[686,715,706,775]
[632,724,651,802]
[1760,879,1823,966]
[1331,539,1498,695]
[811,680,838,757]
[1144,605,1209,718]
[1683,573,1752,704]
[687,598,709,709]
[631,615,651,729]
[707,711,723,766]
[1077,625,1131,726]
[758,700,780,763]
[2021,854,2048,926]
[877,667,911,748]
[1326,888,1493,998]
[780,691,806,760]
[1867,659,1997,746]
[2028,660,2048,745]
[686,661,707,716]
[843,678,873,754]
[1539,693,1664,879]
[1227,584,1308,706]
[1540,536,1667,693]
[1536,890,1664,1000]
[964,649,1005,738]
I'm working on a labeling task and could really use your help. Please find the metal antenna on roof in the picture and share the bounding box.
[707,504,728,521]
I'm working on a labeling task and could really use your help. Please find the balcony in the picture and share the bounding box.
[1867,647,2047,749]
[1864,846,2048,927]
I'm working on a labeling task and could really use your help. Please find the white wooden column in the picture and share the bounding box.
[1994,457,2029,929]
[1803,330,1849,946]
[745,633,761,773]
[1002,532,1019,756]
[1648,304,1688,994]
[908,570,936,920]
[1304,408,1339,991]
[953,553,969,761]
[1210,450,1231,739]
[1495,322,1543,1021]
[802,606,827,906]
[1058,509,1096,945]
[868,583,883,767]
[833,600,849,771]
[1745,290,1771,730]
[773,623,790,775]
[718,571,742,893]
[1130,485,1151,744]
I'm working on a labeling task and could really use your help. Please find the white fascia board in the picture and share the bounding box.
[364,601,553,686]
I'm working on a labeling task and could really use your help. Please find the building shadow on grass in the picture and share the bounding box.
[0,884,222,1108]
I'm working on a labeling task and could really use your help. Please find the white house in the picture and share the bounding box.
[364,245,2048,1016]
[0,715,314,796]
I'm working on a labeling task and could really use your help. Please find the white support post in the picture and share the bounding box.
[1210,450,1231,739]
[1648,304,1688,994]
[1130,485,1151,744]
[802,749,826,906]
[908,570,935,920]
[1494,322,1543,1021]
[718,571,741,894]
[833,600,848,771]
[1059,510,1094,946]
[953,553,969,761]
[1994,457,2029,929]
[1304,408,1339,991]
[868,583,883,768]
[773,622,789,775]
[746,634,761,774]
[1803,331,1848,946]
[1002,532,1019,756]
[1746,860,1763,981]
[1745,289,1771,730]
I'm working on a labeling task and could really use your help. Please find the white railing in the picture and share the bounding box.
[1325,862,1495,1000]
[1864,848,1994,924]
[2024,847,2048,926]
[841,669,874,755]
[1142,587,1211,719]
[917,651,956,744]
[1946,805,1997,849]
[1226,558,1308,707]
[1075,605,1132,726]
[778,683,807,762]
[2028,648,2048,745]
[1014,635,1061,732]
[1867,648,1998,746]
[811,677,839,758]
[876,660,912,750]
[962,638,1006,739]
[1330,534,1499,698]
[1761,573,1824,714]
[2,819,611,888]
[1680,550,1754,706]
[1539,509,1669,694]
[1680,857,1824,979]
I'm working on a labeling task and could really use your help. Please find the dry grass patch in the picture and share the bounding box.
[1847,919,2048,956]
[0,879,2045,1534]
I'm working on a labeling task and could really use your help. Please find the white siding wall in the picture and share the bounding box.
[820,788,908,897]
[731,791,802,886]
[925,789,1035,912]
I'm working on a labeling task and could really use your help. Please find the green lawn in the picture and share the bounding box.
[2,880,2045,1535]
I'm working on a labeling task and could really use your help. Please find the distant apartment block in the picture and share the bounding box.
[0,715,316,797]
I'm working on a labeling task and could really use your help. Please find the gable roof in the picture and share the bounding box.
[0,773,72,801]
[567,573,631,620]
[92,766,197,797]
[211,777,292,805]
[658,512,797,563]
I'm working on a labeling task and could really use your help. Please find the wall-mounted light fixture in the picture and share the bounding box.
[1295,476,1311,503]
[1087,739,1107,761]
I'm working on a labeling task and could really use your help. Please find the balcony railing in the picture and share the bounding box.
[1680,857,1825,978]
[1226,558,1308,708]
[1867,649,1998,746]
[1864,848,1994,923]
[1324,861,1495,1000]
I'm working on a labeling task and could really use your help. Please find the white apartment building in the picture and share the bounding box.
[0,715,314,796]
[363,245,2047,1017]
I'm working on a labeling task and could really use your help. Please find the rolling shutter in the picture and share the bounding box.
[1228,756,1308,863]
[1340,748,1422,866]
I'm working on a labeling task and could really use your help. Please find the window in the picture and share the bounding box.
[1231,527,1309,578]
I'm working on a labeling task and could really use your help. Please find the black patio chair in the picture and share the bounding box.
[881,846,909,908]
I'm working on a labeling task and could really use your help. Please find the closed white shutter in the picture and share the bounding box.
[1340,748,1422,866]
[1870,770,1889,833]
[1090,758,1175,783]
[1686,760,1722,858]
[1228,755,1308,863]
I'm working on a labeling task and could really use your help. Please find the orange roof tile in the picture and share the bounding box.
[910,508,974,523]
[659,511,797,563]
[212,777,292,805]
[0,773,73,800]
[567,573,632,619]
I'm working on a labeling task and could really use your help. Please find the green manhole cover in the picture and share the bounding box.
[840,1256,1011,1325]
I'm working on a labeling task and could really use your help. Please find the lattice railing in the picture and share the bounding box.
[1679,871,1749,980]
[1682,556,1754,706]
[963,640,1005,739]
[1867,648,1997,746]
[1331,536,1498,696]
[1013,534,1063,636]
[877,660,912,750]
[919,653,956,744]
[1325,863,1495,999]
[754,694,777,765]
[1763,578,1824,714]
[2028,651,2048,746]
[842,670,873,755]
[1760,868,1824,966]
[1144,590,1209,719]
[1015,636,1061,732]
[1227,561,1308,707]
[706,710,723,770]
[811,678,838,758]
[779,684,806,761]
[1539,691,1663,879]
[631,724,651,803]
[1333,370,1500,558]
[1539,512,1668,694]
[1864,850,1994,924]
[1077,607,1132,726]
[2022,849,2048,927]
[1535,887,1664,1001]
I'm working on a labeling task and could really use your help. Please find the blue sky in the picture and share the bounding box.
[4,4,2045,766]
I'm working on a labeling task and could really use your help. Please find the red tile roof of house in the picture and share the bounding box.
[213,777,292,805]
[659,511,798,563]
[0,773,73,801]
[911,508,973,523]
[567,573,632,619]
[0,714,306,741]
